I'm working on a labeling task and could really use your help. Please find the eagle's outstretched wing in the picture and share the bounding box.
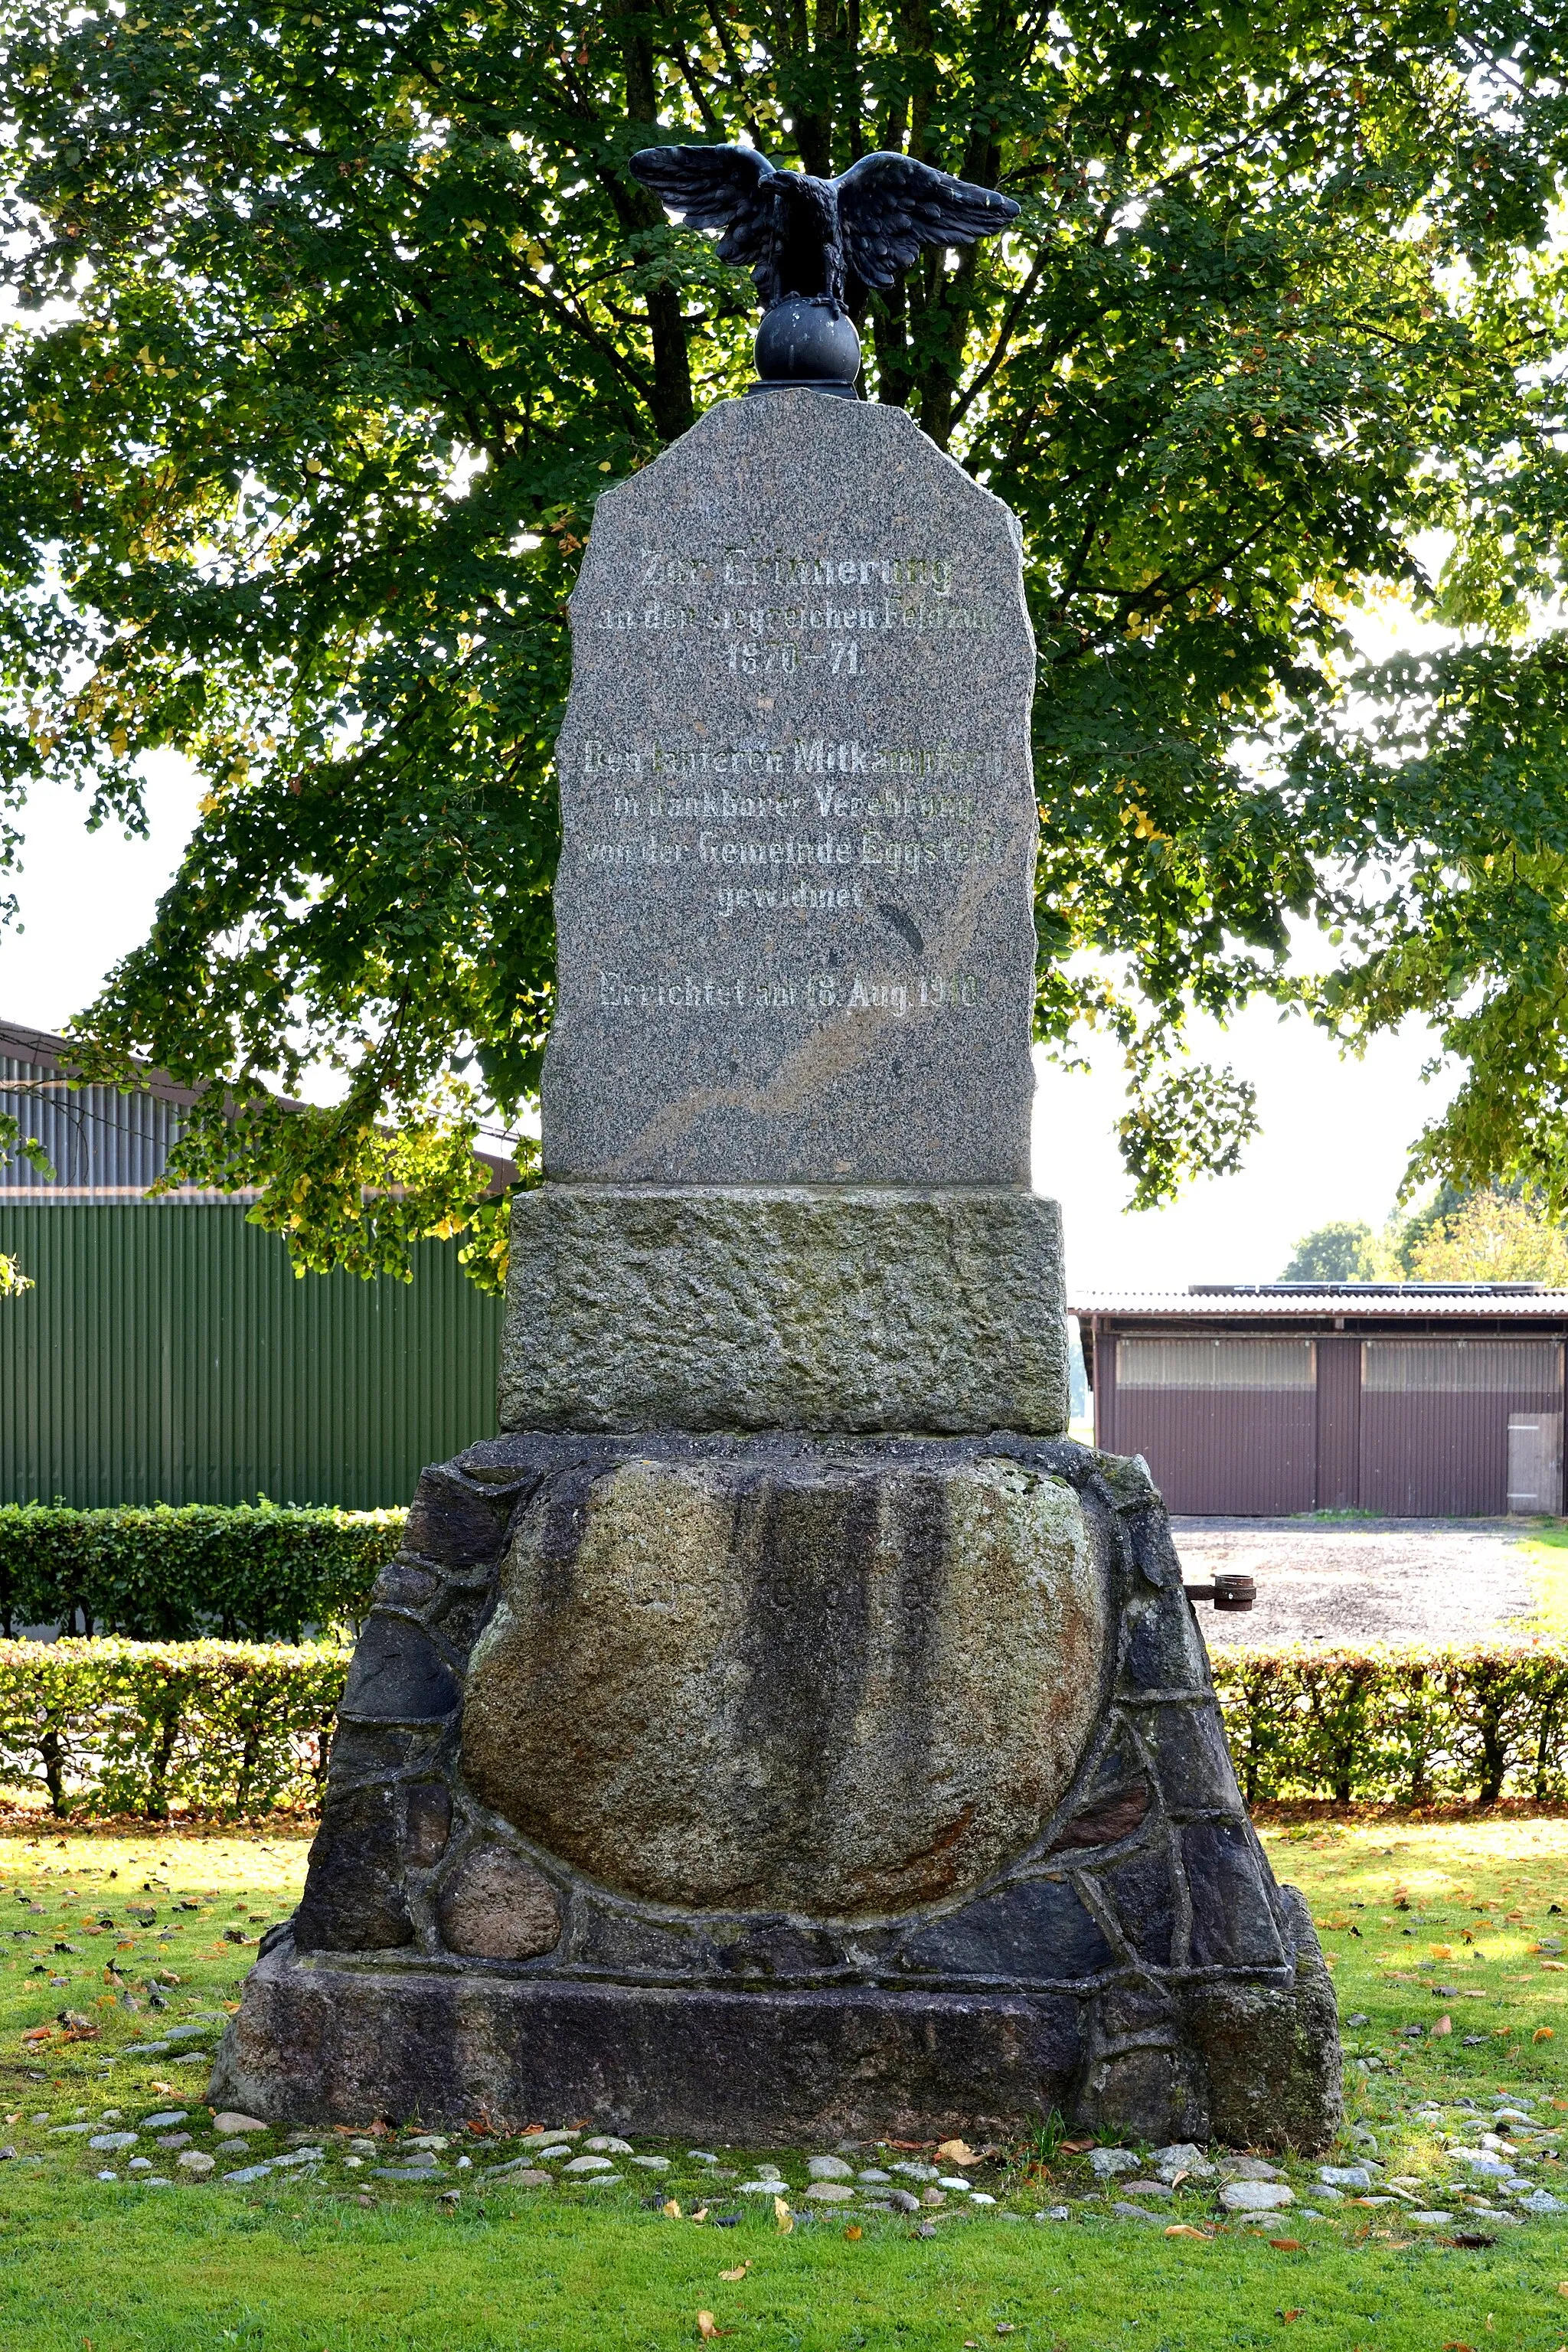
[835,152,1019,296]
[629,145,777,273]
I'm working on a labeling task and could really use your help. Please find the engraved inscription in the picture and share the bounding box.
[542,394,1038,1184]
[572,734,1006,951]
[595,545,993,679]
[595,970,980,1015]
[564,599,1014,1042]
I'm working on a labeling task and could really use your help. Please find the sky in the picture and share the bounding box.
[0,748,207,1032]
[1030,575,1462,1294]
[0,599,1458,1298]
[1031,1008,1455,1296]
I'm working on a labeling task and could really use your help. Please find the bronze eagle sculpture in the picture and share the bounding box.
[629,145,1019,318]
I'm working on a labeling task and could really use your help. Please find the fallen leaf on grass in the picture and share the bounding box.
[773,2196,792,2234]
[1433,2016,1452,2037]
[1269,2239,1303,2252]
[1276,2311,1303,2323]
[662,2200,682,2219]
[1059,2140,1095,2155]
[718,2264,750,2281]
[843,2226,862,2241]
[1443,2341,1475,2350]
[691,2207,709,2224]
[1166,2225,1210,2240]
[1540,2028,1558,2043]
[936,2139,978,2165]
[995,2326,1017,2337]
[697,2314,727,2341]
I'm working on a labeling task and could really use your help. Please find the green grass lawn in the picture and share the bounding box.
[8,1818,1568,2347]
[1514,1524,1568,1638]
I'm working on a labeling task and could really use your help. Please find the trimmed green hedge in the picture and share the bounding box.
[0,1503,404,1641]
[1213,1644,1568,1807]
[10,1634,1568,1824]
[0,1638,346,1819]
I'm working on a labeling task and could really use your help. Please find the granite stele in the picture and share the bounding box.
[214,390,1341,2151]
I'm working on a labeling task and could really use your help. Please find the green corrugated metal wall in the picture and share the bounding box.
[0,1203,502,1507]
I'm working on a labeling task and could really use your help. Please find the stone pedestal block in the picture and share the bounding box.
[213,1432,1341,2152]
[498,1184,1068,1434]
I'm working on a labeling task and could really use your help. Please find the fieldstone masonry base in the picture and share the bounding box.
[213,1431,1341,2149]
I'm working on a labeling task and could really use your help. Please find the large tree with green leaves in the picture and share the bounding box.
[1278,1218,1382,1283]
[2,0,1567,1283]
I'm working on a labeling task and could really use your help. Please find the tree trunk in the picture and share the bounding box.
[792,0,835,177]
[145,1701,181,1822]
[39,1726,66,1818]
[613,0,695,443]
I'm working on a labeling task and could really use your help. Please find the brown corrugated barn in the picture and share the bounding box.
[1073,1285,1568,1517]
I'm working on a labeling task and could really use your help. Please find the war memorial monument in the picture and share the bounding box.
[213,143,1341,2152]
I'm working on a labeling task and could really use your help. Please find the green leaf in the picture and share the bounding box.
[0,0,1565,1253]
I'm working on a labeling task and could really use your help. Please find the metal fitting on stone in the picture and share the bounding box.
[1182,1573,1257,1611]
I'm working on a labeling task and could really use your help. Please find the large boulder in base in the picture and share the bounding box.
[461,1448,1105,1913]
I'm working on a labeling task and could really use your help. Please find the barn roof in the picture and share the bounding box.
[0,1016,523,1198]
[1073,1285,1568,1320]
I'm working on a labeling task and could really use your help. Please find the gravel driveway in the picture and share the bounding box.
[1172,1517,1542,1649]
